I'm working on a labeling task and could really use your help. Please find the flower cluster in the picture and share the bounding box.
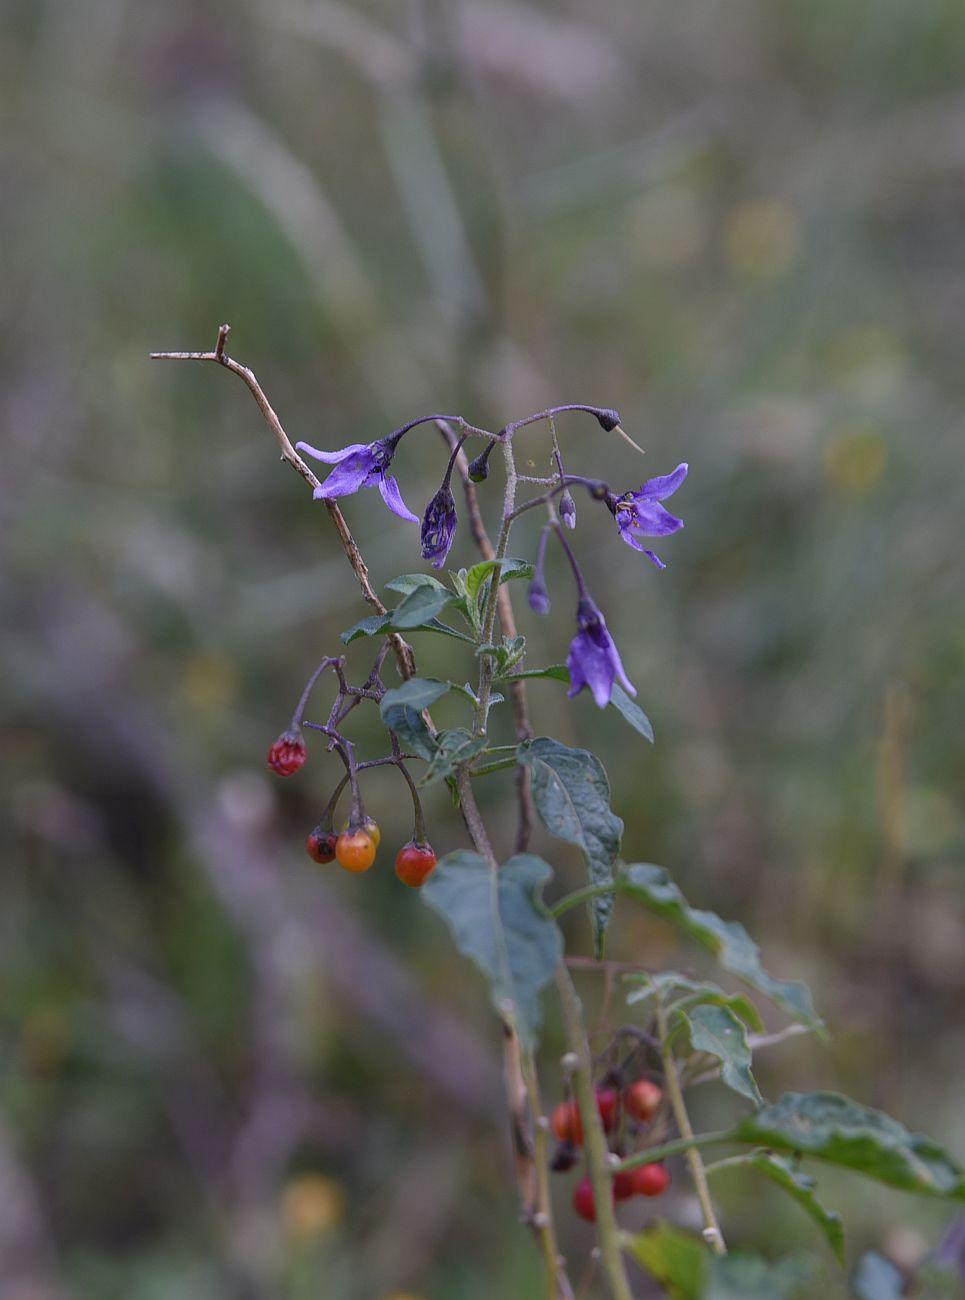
[297,421,688,708]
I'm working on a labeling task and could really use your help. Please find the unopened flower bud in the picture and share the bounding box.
[467,442,495,482]
[559,489,577,530]
[527,575,551,616]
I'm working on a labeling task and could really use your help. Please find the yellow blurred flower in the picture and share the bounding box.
[281,1174,345,1244]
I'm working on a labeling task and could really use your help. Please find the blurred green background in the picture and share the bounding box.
[3,1,965,1296]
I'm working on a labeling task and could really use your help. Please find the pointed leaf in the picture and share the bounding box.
[340,612,391,644]
[500,664,570,684]
[385,573,451,597]
[610,683,655,742]
[419,729,488,786]
[380,677,451,715]
[734,1092,965,1198]
[391,584,460,629]
[379,703,437,761]
[626,973,763,1033]
[519,738,623,959]
[621,864,824,1035]
[621,1223,708,1300]
[677,1004,763,1106]
[744,1152,844,1264]
[422,851,563,1048]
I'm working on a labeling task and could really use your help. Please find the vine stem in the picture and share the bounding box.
[150,324,417,680]
[655,999,727,1255]
[473,439,518,735]
[556,967,635,1300]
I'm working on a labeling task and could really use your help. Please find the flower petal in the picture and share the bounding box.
[296,440,371,463]
[313,452,375,498]
[626,500,683,537]
[567,629,611,708]
[635,462,688,501]
[378,473,419,523]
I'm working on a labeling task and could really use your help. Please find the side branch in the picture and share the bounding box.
[150,324,416,679]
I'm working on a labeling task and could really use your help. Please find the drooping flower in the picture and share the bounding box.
[295,436,418,523]
[566,595,636,708]
[609,462,688,568]
[420,483,458,568]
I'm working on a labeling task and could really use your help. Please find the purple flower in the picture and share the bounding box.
[567,595,636,708]
[527,575,550,616]
[610,462,688,568]
[420,484,457,568]
[295,436,418,523]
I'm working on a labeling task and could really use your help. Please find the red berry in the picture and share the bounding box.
[267,728,307,777]
[335,829,377,874]
[630,1163,671,1197]
[394,841,437,888]
[624,1079,662,1123]
[596,1087,620,1132]
[306,828,337,864]
[572,1177,598,1222]
[551,1101,580,1144]
[612,1169,636,1200]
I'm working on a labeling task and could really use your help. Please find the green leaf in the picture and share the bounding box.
[743,1152,844,1264]
[851,1251,905,1300]
[621,1223,707,1300]
[625,973,764,1033]
[340,612,391,643]
[385,573,451,597]
[519,738,623,959]
[705,1252,819,1299]
[420,729,488,786]
[391,585,460,629]
[620,864,825,1035]
[609,682,655,742]
[676,1004,763,1106]
[379,703,437,761]
[379,678,451,714]
[734,1092,965,1199]
[478,635,527,676]
[421,851,563,1048]
[500,664,570,684]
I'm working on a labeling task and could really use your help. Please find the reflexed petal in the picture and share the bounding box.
[313,452,375,498]
[626,500,683,537]
[616,519,669,567]
[642,549,666,570]
[605,629,637,698]
[634,462,688,501]
[296,440,370,463]
[378,473,419,523]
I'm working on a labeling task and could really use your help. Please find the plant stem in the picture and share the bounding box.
[522,1045,574,1300]
[613,1129,735,1171]
[555,967,634,1300]
[655,999,727,1255]
[474,440,517,734]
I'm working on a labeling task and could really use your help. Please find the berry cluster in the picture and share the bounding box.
[550,1078,670,1222]
[266,652,437,889]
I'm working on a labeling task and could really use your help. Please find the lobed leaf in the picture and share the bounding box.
[734,1092,965,1199]
[421,851,562,1048]
[519,737,623,959]
[620,864,824,1035]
